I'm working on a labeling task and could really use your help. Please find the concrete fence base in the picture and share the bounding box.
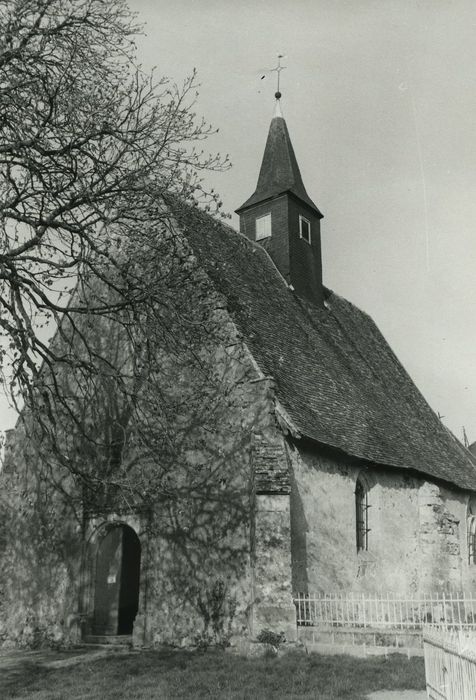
[297,626,424,657]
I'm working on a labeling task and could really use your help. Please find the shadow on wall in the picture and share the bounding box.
[0,320,262,648]
[0,405,254,649]
[0,222,279,650]
[290,465,309,594]
[78,465,252,648]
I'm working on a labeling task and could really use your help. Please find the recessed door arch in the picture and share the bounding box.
[93,523,141,635]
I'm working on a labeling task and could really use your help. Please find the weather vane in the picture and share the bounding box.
[270,54,286,99]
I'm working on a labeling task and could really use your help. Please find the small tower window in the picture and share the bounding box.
[355,475,371,552]
[256,213,271,241]
[299,215,311,244]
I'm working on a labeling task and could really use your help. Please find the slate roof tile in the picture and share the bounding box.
[178,205,476,492]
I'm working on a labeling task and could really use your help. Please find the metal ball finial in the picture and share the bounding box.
[275,91,282,100]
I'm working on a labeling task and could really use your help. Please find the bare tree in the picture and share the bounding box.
[0,5,260,649]
[0,0,249,541]
[0,0,228,412]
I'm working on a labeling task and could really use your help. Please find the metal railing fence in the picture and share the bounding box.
[294,592,476,630]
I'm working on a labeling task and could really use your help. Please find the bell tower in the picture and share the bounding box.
[235,91,324,307]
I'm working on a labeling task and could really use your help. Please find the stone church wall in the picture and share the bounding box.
[290,440,474,595]
[0,270,296,648]
[0,422,83,648]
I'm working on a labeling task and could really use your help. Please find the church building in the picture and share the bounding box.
[232,94,476,600]
[1,92,476,649]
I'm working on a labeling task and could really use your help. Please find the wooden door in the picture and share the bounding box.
[93,526,123,635]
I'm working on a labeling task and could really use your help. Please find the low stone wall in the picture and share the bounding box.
[297,625,424,658]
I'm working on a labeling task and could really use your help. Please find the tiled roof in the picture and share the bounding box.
[235,116,322,217]
[179,206,476,492]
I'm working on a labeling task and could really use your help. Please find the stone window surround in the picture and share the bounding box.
[467,496,476,565]
[468,516,476,565]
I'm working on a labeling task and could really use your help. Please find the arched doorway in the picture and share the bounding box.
[93,524,141,636]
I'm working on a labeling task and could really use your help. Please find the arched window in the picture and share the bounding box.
[355,475,371,552]
[467,497,476,565]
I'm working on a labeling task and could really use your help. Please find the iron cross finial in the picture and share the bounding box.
[271,54,287,99]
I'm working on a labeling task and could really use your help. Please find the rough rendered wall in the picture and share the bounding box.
[252,493,296,641]
[0,268,295,649]
[290,441,472,594]
[135,345,283,648]
[0,424,82,648]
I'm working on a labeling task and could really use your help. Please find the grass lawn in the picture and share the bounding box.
[1,648,426,700]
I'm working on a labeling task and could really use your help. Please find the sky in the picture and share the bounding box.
[2,0,476,444]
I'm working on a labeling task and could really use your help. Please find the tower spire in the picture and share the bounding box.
[235,63,324,306]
